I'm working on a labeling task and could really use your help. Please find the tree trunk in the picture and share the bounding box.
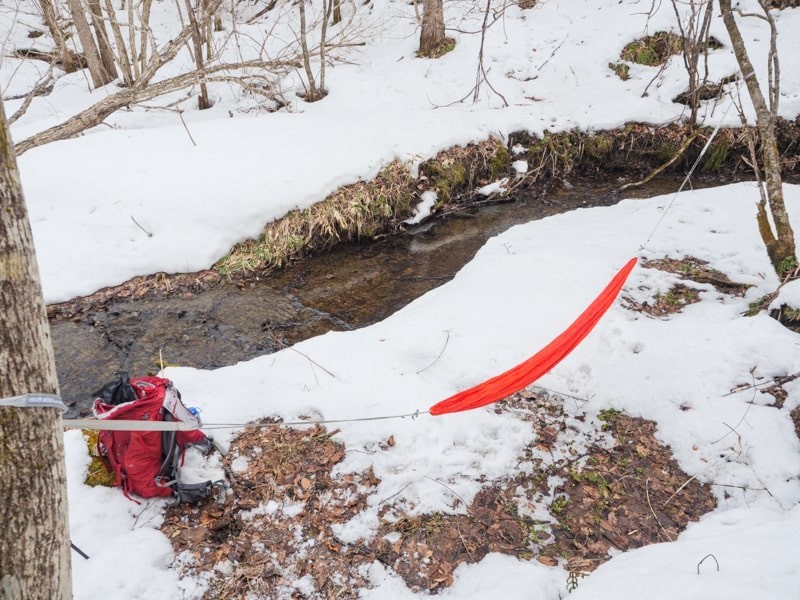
[66,0,113,87]
[0,99,72,600]
[419,0,445,57]
[720,0,797,274]
[332,0,341,25]
[86,0,120,82]
[298,0,322,102]
[184,0,211,109]
[36,0,78,72]
[671,0,713,125]
[102,0,134,86]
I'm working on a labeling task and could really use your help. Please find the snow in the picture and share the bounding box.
[2,0,800,598]
[477,177,509,196]
[405,190,438,225]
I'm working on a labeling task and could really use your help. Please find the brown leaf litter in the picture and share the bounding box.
[622,256,750,316]
[161,390,716,598]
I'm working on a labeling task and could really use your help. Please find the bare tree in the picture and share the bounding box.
[86,0,119,80]
[10,0,366,150]
[184,0,212,108]
[332,0,342,25]
[671,0,714,125]
[720,0,796,275]
[35,0,78,72]
[67,0,114,86]
[418,0,446,57]
[298,0,328,101]
[0,98,72,599]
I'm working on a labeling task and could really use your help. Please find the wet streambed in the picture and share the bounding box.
[51,176,722,416]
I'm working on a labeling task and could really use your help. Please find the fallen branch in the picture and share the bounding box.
[696,553,719,574]
[646,478,674,542]
[416,330,450,374]
[15,58,294,155]
[7,67,55,125]
[617,131,699,193]
[130,215,153,237]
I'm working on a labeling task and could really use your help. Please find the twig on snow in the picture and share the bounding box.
[416,330,450,374]
[696,553,719,574]
[131,215,153,237]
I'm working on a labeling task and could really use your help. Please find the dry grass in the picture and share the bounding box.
[42,120,800,312]
[419,138,510,202]
[218,140,512,275]
[218,162,415,275]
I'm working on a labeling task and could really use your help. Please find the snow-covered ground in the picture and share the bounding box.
[3,0,800,597]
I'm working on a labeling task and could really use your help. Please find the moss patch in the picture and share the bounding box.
[417,37,456,59]
[770,303,800,333]
[620,31,683,66]
[419,139,511,203]
[609,62,630,81]
[747,291,778,316]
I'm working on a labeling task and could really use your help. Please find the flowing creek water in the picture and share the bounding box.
[52,176,731,417]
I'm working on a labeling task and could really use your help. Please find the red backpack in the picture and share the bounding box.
[93,374,223,503]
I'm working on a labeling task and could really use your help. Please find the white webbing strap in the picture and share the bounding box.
[0,393,67,412]
[63,419,201,431]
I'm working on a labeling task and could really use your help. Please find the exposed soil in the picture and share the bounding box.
[162,424,379,599]
[644,257,752,296]
[622,282,701,316]
[161,390,717,598]
[545,411,716,571]
[756,373,800,409]
[621,255,752,317]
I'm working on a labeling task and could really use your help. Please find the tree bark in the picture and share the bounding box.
[298,0,322,102]
[86,0,120,82]
[419,0,445,57]
[184,0,211,109]
[0,99,72,599]
[332,0,341,25]
[67,0,113,87]
[36,0,78,72]
[671,0,713,125]
[720,0,796,274]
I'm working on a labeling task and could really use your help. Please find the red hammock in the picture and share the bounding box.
[429,258,637,416]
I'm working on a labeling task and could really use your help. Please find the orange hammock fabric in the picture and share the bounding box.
[429,258,638,416]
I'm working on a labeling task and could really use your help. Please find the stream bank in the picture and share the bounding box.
[50,121,800,416]
[53,173,742,417]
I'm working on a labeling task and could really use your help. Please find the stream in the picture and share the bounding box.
[51,176,726,417]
